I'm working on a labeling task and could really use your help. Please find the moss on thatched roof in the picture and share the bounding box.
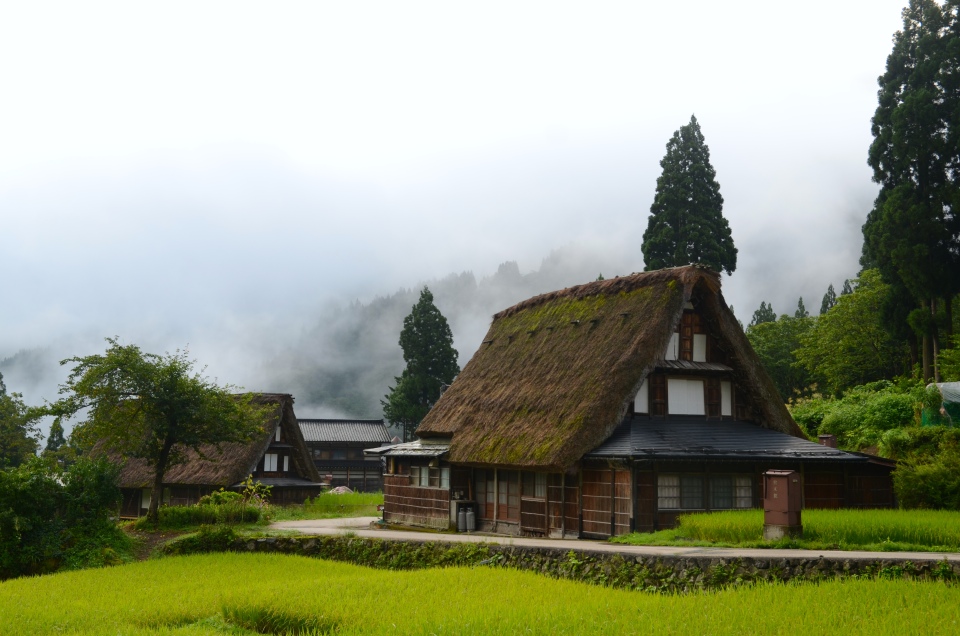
[97,393,320,488]
[416,265,803,471]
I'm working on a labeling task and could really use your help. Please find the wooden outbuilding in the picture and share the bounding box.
[103,393,324,517]
[368,266,894,536]
[298,418,391,491]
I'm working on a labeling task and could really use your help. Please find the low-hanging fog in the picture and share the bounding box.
[0,1,908,436]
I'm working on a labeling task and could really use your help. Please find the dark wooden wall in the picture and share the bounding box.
[383,473,450,529]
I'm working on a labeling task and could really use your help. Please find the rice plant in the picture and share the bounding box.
[0,553,957,635]
[614,509,960,551]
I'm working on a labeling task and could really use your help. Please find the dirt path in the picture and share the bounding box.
[270,517,960,563]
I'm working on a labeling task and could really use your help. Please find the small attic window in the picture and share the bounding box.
[275,427,281,442]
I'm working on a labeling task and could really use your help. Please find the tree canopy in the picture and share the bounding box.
[0,373,39,470]
[749,301,776,327]
[46,338,269,524]
[795,270,910,395]
[641,115,737,275]
[746,314,818,401]
[382,287,460,441]
[862,0,960,380]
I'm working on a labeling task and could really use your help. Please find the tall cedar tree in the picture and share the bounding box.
[382,287,460,441]
[45,338,269,524]
[749,302,776,327]
[820,284,837,315]
[795,297,809,319]
[642,115,737,275]
[862,0,960,380]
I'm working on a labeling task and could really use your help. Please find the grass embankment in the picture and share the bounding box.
[2,553,958,635]
[613,509,960,552]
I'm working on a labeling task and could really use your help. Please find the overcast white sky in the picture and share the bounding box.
[0,1,909,405]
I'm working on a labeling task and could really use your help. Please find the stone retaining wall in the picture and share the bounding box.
[164,530,959,593]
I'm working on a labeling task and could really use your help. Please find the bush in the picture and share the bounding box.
[132,502,265,530]
[0,457,129,580]
[197,489,242,506]
[160,524,239,555]
[893,448,960,510]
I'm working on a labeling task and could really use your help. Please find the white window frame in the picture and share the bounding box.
[283,455,290,473]
[664,333,679,360]
[264,453,278,472]
[720,381,733,417]
[667,378,705,415]
[634,378,649,414]
[693,334,707,362]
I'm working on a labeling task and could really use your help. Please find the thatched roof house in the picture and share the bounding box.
[372,265,894,536]
[101,393,323,516]
[417,265,801,470]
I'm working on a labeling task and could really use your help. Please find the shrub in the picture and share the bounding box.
[161,524,239,555]
[132,502,265,530]
[893,448,960,510]
[0,457,129,580]
[197,489,242,506]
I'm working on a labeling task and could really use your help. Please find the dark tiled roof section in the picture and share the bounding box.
[655,360,733,372]
[587,416,867,462]
[299,419,392,444]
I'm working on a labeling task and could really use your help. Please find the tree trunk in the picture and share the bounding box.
[922,299,933,381]
[932,298,941,382]
[147,440,175,526]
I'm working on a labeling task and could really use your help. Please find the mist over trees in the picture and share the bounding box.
[642,115,737,275]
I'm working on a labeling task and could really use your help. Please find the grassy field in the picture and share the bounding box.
[1,553,957,635]
[269,491,383,522]
[612,509,960,552]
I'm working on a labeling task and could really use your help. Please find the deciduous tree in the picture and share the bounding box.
[0,373,39,469]
[642,115,737,274]
[45,338,269,524]
[382,287,460,441]
[796,270,910,394]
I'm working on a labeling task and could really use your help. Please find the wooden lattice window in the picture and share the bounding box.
[649,374,667,417]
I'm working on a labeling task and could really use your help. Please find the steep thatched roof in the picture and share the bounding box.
[416,265,803,471]
[97,393,320,488]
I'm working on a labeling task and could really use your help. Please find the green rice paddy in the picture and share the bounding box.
[1,552,957,635]
[612,509,960,552]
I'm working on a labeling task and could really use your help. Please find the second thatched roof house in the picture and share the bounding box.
[103,393,324,517]
[368,266,894,537]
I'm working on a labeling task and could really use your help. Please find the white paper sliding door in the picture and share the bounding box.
[667,378,705,415]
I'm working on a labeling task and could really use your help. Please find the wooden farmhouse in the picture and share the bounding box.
[368,266,894,538]
[105,393,324,517]
[298,418,391,491]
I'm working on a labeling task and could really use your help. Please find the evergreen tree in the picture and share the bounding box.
[382,287,460,441]
[862,0,960,380]
[749,302,776,327]
[820,284,837,315]
[642,115,737,275]
[841,279,854,296]
[44,419,66,454]
[795,297,809,319]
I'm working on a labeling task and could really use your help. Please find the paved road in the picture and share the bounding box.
[271,517,960,563]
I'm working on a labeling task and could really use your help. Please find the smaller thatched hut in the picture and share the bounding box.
[368,266,894,536]
[100,393,323,517]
